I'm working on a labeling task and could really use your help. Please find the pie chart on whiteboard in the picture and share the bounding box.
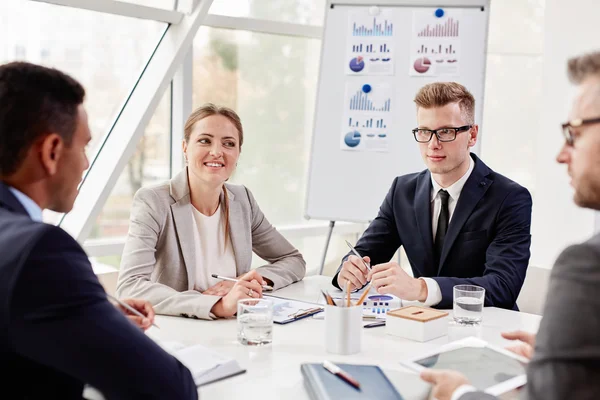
[349,56,365,73]
[344,131,361,147]
[413,57,431,73]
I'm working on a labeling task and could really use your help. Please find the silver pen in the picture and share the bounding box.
[211,274,274,291]
[345,240,371,271]
[107,294,160,329]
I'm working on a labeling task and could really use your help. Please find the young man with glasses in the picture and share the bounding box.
[419,50,600,400]
[333,82,532,311]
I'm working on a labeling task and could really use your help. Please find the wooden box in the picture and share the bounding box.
[386,306,449,342]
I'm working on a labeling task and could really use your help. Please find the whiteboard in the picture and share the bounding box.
[305,0,490,223]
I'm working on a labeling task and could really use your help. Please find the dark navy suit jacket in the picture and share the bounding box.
[333,154,532,310]
[0,182,198,399]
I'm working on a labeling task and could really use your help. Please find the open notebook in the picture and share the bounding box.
[82,342,244,399]
[162,341,246,386]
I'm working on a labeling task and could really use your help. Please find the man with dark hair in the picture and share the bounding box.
[334,82,532,310]
[421,50,600,400]
[0,62,198,399]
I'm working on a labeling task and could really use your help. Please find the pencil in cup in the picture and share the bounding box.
[346,281,351,307]
[353,282,373,308]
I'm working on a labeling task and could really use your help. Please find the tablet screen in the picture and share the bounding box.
[414,347,526,390]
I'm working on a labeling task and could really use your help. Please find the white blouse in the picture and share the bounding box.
[191,204,237,292]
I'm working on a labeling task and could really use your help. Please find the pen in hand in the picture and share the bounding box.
[345,240,371,272]
[106,294,160,329]
[211,274,274,291]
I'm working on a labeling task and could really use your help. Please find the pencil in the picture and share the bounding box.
[346,281,351,307]
[211,274,273,291]
[107,294,160,329]
[354,282,372,307]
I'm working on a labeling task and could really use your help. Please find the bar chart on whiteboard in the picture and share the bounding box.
[346,9,395,76]
[409,9,462,77]
[340,82,393,152]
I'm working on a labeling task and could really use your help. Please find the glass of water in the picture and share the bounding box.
[237,298,273,346]
[453,285,485,325]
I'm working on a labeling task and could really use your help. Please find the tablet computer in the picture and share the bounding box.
[401,337,528,396]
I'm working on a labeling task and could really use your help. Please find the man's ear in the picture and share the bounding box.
[39,133,64,176]
[467,124,479,148]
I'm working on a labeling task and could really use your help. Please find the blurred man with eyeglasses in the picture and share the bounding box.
[418,51,600,400]
[333,82,532,311]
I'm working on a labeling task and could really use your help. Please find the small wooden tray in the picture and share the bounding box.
[387,306,448,322]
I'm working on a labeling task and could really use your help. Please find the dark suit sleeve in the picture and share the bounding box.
[9,226,198,400]
[332,178,402,289]
[432,186,532,309]
[524,240,600,400]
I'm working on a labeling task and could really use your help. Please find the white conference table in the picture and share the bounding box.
[147,276,542,400]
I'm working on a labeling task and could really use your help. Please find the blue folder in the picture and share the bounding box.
[301,363,404,400]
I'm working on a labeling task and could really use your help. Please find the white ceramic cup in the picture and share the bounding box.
[324,304,362,355]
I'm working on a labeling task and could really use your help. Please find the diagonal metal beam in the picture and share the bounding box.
[59,0,214,241]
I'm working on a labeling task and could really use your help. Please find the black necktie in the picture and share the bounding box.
[433,189,450,274]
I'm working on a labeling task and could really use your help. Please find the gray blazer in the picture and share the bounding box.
[461,233,600,400]
[116,168,306,320]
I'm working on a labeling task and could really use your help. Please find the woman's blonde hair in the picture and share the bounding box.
[184,103,243,248]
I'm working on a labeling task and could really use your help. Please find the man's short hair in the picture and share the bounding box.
[0,62,85,176]
[414,82,475,124]
[568,51,600,84]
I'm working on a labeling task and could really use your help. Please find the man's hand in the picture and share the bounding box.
[202,280,235,296]
[337,255,371,291]
[502,330,536,360]
[117,298,156,331]
[420,369,470,400]
[368,262,428,301]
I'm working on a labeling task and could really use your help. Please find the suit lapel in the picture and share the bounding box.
[225,187,247,276]
[438,155,492,273]
[414,171,435,275]
[170,169,197,290]
[171,201,196,290]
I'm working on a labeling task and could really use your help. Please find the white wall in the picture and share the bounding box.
[530,0,598,269]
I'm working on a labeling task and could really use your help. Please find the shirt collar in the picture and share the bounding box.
[430,156,475,202]
[8,186,43,222]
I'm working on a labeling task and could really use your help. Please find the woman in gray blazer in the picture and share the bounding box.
[116,104,306,320]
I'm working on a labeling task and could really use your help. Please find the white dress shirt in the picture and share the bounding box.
[191,204,237,292]
[8,186,42,222]
[450,384,478,400]
[420,157,475,306]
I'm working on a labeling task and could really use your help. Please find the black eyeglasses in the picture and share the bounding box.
[412,125,472,143]
[561,117,600,146]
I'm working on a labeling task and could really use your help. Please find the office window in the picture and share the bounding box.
[481,0,545,195]
[209,0,326,25]
[118,0,177,9]
[0,0,167,159]
[89,89,172,240]
[192,27,321,227]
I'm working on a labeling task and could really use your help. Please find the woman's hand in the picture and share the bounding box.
[203,280,235,296]
[210,270,266,317]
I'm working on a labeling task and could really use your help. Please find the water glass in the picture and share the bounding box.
[237,298,273,346]
[453,285,485,325]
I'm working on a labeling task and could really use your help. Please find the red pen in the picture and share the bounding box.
[322,360,361,390]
